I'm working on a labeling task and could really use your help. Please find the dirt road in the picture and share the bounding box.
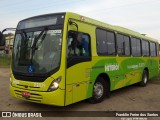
[0,68,160,120]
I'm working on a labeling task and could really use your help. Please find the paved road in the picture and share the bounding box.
[0,68,160,120]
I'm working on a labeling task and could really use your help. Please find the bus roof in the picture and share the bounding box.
[66,12,158,42]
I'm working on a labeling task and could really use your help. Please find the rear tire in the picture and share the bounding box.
[139,70,148,87]
[88,77,109,104]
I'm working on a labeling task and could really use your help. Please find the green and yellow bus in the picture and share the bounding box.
[6,12,159,106]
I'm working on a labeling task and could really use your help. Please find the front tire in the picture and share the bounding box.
[139,70,148,87]
[88,77,109,103]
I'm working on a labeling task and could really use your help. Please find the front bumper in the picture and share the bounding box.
[10,85,65,106]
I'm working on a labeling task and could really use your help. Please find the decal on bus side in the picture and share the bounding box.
[105,64,119,72]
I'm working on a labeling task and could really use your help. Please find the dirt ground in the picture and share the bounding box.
[0,68,160,120]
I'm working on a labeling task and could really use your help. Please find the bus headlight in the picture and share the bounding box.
[48,76,62,92]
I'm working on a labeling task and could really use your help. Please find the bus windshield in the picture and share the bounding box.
[12,29,62,74]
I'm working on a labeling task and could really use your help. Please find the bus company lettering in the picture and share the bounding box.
[128,65,139,69]
[105,64,119,72]
[128,63,145,69]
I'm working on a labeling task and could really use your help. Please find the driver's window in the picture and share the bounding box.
[67,31,90,57]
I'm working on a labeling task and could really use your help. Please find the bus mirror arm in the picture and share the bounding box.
[2,28,16,33]
[68,20,79,55]
[68,20,78,38]
[68,20,78,30]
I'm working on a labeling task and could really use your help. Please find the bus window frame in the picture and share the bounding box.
[150,41,157,57]
[141,39,150,57]
[131,37,142,57]
[67,30,92,68]
[116,33,131,57]
[96,28,116,56]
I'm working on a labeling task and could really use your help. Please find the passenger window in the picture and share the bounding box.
[96,29,107,55]
[131,38,141,56]
[150,42,157,56]
[107,31,116,55]
[96,28,116,56]
[142,40,149,56]
[117,34,130,56]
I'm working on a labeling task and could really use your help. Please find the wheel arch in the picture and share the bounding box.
[95,72,111,91]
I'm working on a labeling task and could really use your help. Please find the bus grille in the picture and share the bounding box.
[14,90,42,103]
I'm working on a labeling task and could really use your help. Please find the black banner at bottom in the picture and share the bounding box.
[0,111,160,117]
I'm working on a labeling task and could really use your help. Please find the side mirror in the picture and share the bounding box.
[0,31,5,46]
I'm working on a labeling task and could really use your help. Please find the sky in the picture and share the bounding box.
[0,0,160,42]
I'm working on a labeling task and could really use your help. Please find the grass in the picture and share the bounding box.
[0,55,11,67]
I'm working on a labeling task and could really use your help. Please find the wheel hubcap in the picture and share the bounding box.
[93,82,103,99]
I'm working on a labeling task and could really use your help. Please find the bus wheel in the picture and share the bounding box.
[88,77,108,104]
[139,70,148,87]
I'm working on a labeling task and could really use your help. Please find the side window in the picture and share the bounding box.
[142,40,149,56]
[96,28,115,55]
[117,34,124,55]
[96,29,107,55]
[67,31,90,57]
[117,34,130,56]
[131,38,141,56]
[136,39,141,56]
[150,42,157,56]
[124,36,130,56]
[131,38,137,56]
[107,31,116,55]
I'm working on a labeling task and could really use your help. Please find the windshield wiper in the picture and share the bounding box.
[34,30,48,50]
[31,27,48,50]
[30,28,48,64]
[28,28,48,64]
[19,31,28,48]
